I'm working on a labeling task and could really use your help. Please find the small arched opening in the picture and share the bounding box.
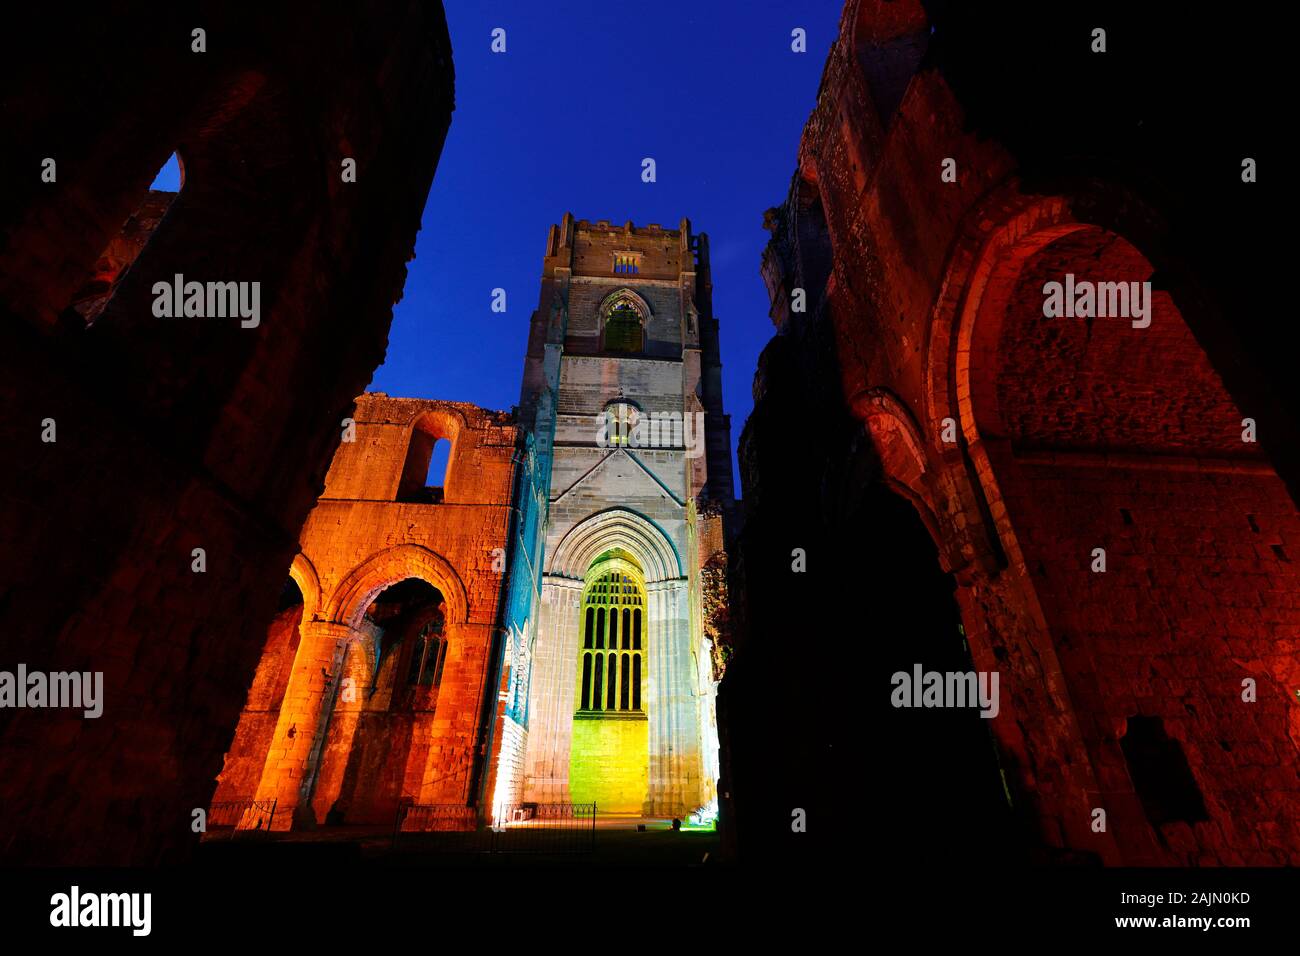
[397,411,459,503]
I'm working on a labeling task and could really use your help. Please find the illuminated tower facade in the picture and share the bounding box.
[516,214,734,816]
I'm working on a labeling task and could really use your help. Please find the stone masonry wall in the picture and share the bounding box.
[723,0,1299,866]
[216,395,516,828]
[0,3,455,864]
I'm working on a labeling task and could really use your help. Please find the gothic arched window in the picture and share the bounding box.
[578,567,644,714]
[603,296,644,353]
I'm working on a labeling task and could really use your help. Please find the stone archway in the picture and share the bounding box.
[328,543,469,630]
[246,545,471,829]
[313,577,449,825]
[923,193,1300,863]
[289,553,323,621]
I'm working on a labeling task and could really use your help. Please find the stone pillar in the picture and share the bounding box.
[308,638,371,822]
[245,620,356,830]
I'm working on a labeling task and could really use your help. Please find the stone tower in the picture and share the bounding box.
[517,214,734,816]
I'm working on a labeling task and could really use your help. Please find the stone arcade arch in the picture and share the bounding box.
[312,578,448,825]
[329,544,470,630]
[886,191,1300,864]
[288,552,323,622]
[245,545,472,829]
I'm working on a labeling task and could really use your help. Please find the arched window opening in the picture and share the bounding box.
[277,576,305,613]
[397,414,457,503]
[576,559,646,716]
[361,578,447,704]
[602,294,645,353]
[66,151,184,327]
[425,440,451,493]
[277,576,305,654]
[151,152,183,192]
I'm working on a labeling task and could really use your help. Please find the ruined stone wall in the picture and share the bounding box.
[216,396,518,827]
[0,3,455,864]
[725,0,1297,866]
[210,604,302,807]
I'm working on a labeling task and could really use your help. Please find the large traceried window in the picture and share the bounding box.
[577,559,645,715]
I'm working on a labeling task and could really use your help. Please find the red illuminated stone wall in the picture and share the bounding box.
[0,5,455,864]
[723,0,1298,866]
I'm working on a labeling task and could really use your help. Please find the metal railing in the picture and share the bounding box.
[392,802,596,855]
[206,798,278,839]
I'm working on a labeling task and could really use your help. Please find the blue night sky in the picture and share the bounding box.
[157,1,842,483]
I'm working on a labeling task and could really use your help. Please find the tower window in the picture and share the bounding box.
[604,300,643,352]
[603,401,639,447]
[577,569,646,715]
[613,254,640,274]
[598,289,649,353]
